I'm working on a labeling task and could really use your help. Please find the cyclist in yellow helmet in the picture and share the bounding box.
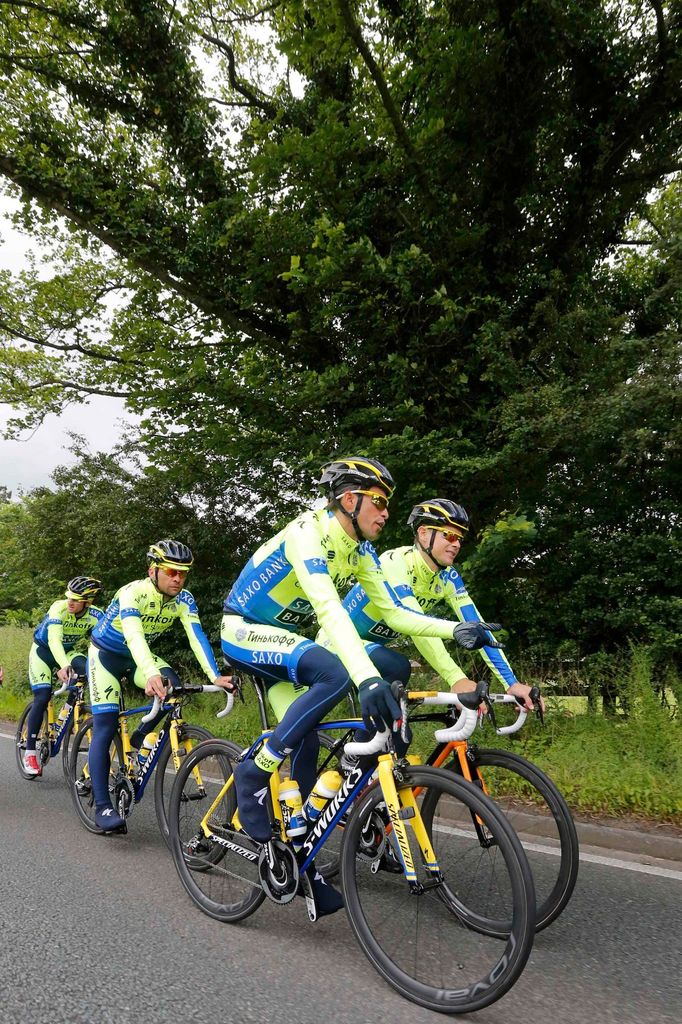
[86,540,232,832]
[24,576,104,777]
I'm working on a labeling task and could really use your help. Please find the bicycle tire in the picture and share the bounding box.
[15,701,48,780]
[169,738,266,922]
[465,747,579,931]
[154,724,213,846]
[341,764,535,1014]
[68,715,125,834]
[61,699,87,780]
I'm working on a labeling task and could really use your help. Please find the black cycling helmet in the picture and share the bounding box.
[65,576,103,601]
[319,456,395,499]
[147,539,194,570]
[407,499,470,535]
[409,498,469,568]
[319,456,395,541]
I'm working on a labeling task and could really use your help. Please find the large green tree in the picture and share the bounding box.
[0,1,680,660]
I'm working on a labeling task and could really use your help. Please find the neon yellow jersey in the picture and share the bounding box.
[33,600,104,670]
[224,509,458,688]
[92,577,220,681]
[341,545,518,688]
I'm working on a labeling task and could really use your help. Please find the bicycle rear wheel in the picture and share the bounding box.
[341,765,535,1015]
[15,701,48,780]
[154,724,213,846]
[168,739,265,922]
[68,716,124,834]
[466,748,579,931]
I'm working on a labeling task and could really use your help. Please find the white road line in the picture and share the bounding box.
[433,822,682,881]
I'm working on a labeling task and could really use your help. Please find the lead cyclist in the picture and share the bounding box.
[221,456,498,915]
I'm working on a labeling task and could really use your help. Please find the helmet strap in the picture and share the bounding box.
[416,528,448,571]
[333,493,364,542]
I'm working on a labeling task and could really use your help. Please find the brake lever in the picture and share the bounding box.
[530,685,544,725]
[483,694,498,732]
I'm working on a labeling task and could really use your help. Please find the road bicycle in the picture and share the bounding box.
[16,674,89,781]
[411,683,579,933]
[167,682,536,1015]
[316,680,579,932]
[67,681,232,842]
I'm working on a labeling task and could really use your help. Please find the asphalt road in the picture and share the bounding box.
[1,730,680,1024]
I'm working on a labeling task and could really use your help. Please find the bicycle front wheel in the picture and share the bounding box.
[154,724,213,846]
[168,739,265,923]
[341,765,535,1015]
[68,716,124,834]
[467,748,579,931]
[15,701,48,780]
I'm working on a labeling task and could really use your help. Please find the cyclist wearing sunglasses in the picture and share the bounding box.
[23,576,105,777]
[341,499,541,711]
[86,539,232,832]
[221,458,496,913]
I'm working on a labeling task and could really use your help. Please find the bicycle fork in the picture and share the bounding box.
[376,756,443,893]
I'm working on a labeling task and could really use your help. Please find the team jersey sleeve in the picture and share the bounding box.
[177,592,221,681]
[284,524,380,688]
[442,570,518,688]
[119,584,158,680]
[356,546,458,640]
[89,606,105,626]
[45,601,70,670]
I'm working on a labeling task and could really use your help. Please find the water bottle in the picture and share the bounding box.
[303,770,343,823]
[279,778,307,849]
[138,731,158,765]
[57,704,70,724]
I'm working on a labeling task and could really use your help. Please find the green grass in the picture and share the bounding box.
[3,625,680,823]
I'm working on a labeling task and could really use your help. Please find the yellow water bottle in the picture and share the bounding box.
[279,778,307,848]
[303,770,343,823]
[138,731,158,765]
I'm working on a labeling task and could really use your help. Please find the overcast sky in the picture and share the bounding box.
[0,192,136,495]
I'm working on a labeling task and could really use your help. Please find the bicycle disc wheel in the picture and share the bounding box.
[68,716,124,834]
[169,739,265,922]
[341,765,535,1015]
[154,724,213,846]
[15,701,48,780]
[466,748,579,931]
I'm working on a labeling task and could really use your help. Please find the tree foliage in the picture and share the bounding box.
[0,1,680,662]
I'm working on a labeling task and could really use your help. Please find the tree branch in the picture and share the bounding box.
[0,152,288,349]
[198,30,278,117]
[335,0,431,197]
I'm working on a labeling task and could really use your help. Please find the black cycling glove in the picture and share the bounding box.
[358,676,402,733]
[454,621,504,650]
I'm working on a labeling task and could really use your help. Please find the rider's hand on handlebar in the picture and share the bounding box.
[358,677,402,733]
[57,666,74,684]
[453,621,504,650]
[213,674,235,691]
[508,682,545,714]
[145,674,168,700]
